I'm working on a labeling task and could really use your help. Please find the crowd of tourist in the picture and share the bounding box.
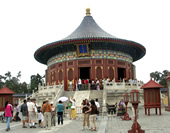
[68,78,143,91]
[69,77,113,91]
[4,96,127,132]
[4,96,101,132]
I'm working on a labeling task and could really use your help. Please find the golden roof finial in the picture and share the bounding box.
[86,8,91,16]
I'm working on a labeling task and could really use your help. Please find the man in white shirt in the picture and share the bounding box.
[95,99,100,109]
[78,78,81,91]
[95,99,100,120]
[33,99,38,125]
[27,98,36,128]
[26,98,30,126]
[69,80,73,91]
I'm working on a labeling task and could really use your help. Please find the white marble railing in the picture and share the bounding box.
[104,79,144,90]
[27,81,64,105]
[53,84,65,106]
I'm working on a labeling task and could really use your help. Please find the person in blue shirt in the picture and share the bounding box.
[57,100,64,125]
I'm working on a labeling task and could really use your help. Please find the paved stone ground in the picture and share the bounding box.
[105,108,170,133]
[0,108,170,133]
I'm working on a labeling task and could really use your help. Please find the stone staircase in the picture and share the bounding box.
[89,90,103,112]
[62,91,76,100]
[73,91,90,107]
[89,90,103,106]
[61,90,103,107]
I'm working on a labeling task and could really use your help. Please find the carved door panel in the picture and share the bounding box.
[68,68,73,81]
[109,67,114,80]
[96,67,102,80]
[59,70,63,83]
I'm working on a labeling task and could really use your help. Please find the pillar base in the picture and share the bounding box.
[122,113,131,120]
[128,121,145,133]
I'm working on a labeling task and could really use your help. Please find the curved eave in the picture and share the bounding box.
[34,37,146,65]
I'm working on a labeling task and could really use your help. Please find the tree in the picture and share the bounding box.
[159,70,169,88]
[5,71,11,80]
[19,82,28,93]
[0,75,6,88]
[16,71,21,79]
[150,70,169,88]
[30,73,44,93]
[0,71,29,93]
[150,71,161,81]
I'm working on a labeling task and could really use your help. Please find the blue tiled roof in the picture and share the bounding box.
[63,16,116,40]
[161,88,167,92]
[34,13,146,65]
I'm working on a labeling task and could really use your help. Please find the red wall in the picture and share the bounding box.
[46,59,133,90]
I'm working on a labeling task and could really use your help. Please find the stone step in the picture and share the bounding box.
[73,91,90,107]
[89,90,103,107]
[62,91,75,99]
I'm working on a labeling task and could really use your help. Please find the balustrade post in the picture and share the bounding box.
[130,79,133,87]
[123,78,125,88]
[47,82,49,90]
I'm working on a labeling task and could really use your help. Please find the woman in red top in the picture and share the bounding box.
[5,101,13,131]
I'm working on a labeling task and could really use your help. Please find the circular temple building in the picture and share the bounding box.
[34,8,146,90]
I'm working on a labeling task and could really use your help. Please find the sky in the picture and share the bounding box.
[0,0,170,84]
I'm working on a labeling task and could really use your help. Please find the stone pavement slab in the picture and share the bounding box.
[0,118,101,133]
[0,108,170,133]
[105,108,170,133]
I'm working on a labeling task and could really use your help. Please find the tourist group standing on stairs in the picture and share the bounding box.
[69,77,130,91]
[70,78,106,91]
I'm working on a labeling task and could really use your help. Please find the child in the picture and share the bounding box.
[37,109,44,128]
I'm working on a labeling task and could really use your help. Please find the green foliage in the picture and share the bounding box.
[0,71,28,93]
[0,71,45,94]
[30,73,44,93]
[150,70,169,88]
[0,71,44,94]
[0,75,6,88]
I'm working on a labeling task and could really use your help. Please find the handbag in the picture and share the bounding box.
[96,109,99,114]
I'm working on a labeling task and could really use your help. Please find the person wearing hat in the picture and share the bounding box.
[51,102,56,126]
[41,98,52,130]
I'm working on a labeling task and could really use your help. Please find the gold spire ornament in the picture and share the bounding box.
[86,8,91,16]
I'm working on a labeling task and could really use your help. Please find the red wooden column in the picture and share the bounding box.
[115,60,118,82]
[91,59,95,80]
[103,59,107,78]
[63,62,67,91]
[130,64,133,79]
[73,60,77,90]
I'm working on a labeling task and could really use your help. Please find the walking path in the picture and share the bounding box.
[0,108,170,133]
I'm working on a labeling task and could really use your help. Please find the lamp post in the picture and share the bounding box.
[122,93,131,120]
[128,90,145,133]
[165,72,170,111]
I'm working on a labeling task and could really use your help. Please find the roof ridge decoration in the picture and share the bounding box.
[86,8,91,16]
